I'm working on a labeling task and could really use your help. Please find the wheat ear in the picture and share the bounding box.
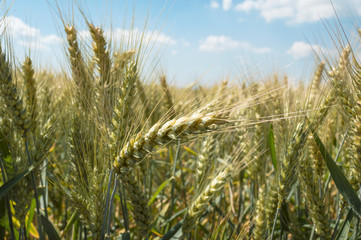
[182,166,232,235]
[22,57,37,134]
[0,46,29,137]
[196,135,217,187]
[277,122,307,208]
[64,24,93,110]
[119,170,150,236]
[88,23,111,86]
[88,24,113,119]
[159,74,176,119]
[252,185,266,240]
[113,112,227,173]
[328,46,354,119]
[300,155,330,239]
[307,61,325,110]
[109,61,137,160]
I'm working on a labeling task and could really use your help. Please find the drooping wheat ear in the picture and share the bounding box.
[307,61,325,110]
[119,169,150,236]
[64,24,93,108]
[299,155,330,239]
[277,122,307,208]
[22,57,37,134]
[0,46,29,137]
[109,61,137,160]
[182,166,232,235]
[159,74,176,119]
[196,135,218,187]
[252,185,266,240]
[113,112,227,173]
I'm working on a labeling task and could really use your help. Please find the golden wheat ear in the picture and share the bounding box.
[113,112,227,173]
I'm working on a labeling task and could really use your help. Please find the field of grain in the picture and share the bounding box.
[2,2,361,240]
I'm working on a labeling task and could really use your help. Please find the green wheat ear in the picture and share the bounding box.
[182,166,232,236]
[159,74,176,119]
[22,57,37,135]
[0,46,29,137]
[119,170,150,236]
[252,185,266,240]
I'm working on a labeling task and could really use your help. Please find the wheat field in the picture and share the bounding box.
[1,2,361,240]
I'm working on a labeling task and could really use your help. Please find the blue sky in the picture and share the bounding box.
[3,0,361,86]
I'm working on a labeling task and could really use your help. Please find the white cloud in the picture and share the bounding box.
[210,0,220,9]
[2,16,40,38]
[234,0,360,24]
[78,28,176,47]
[40,34,63,45]
[199,35,272,53]
[1,16,62,50]
[287,41,324,59]
[235,0,259,12]
[18,40,46,50]
[171,50,178,55]
[261,6,294,22]
[154,32,176,45]
[199,35,239,52]
[180,39,190,47]
[2,17,176,50]
[223,0,232,11]
[110,28,176,46]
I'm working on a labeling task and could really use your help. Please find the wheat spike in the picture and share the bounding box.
[113,112,227,173]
